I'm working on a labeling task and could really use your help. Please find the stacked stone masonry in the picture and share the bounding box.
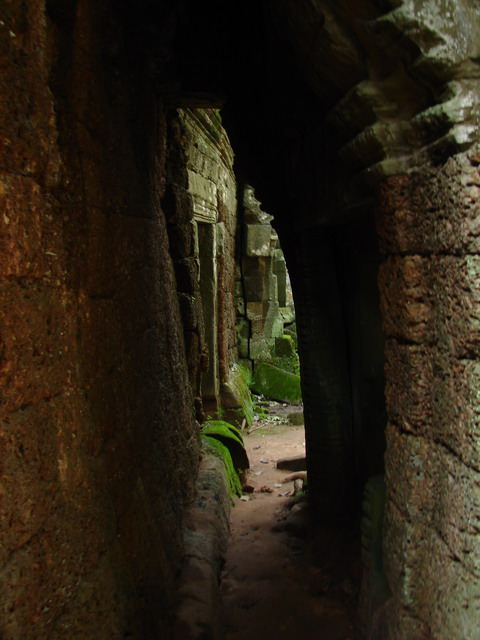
[172,108,238,412]
[376,147,480,639]
[0,4,200,639]
[236,186,294,365]
[3,1,480,639]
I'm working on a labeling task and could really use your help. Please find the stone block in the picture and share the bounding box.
[188,169,218,223]
[235,296,245,316]
[276,455,306,470]
[269,272,278,304]
[378,255,433,344]
[275,335,295,357]
[173,454,230,640]
[236,318,250,340]
[377,153,480,256]
[430,358,480,470]
[385,421,480,634]
[280,306,296,325]
[384,340,432,433]
[246,301,268,322]
[381,254,480,356]
[220,363,254,426]
[433,255,480,358]
[245,224,272,257]
[266,305,283,338]
[242,186,273,224]
[237,338,249,359]
[249,338,273,361]
[273,250,287,306]
[215,221,225,257]
[243,273,271,303]
[384,489,480,640]
[287,412,304,425]
[251,362,302,403]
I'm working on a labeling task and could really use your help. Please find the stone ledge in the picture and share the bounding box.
[173,454,231,640]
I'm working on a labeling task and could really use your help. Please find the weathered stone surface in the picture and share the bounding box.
[0,5,200,638]
[378,255,432,344]
[245,224,273,257]
[178,109,238,409]
[275,334,295,357]
[251,362,302,404]
[384,340,433,434]
[287,411,304,426]
[377,152,480,256]
[377,148,480,638]
[6,3,480,639]
[276,455,306,471]
[173,454,231,640]
[235,186,295,375]
[220,363,254,426]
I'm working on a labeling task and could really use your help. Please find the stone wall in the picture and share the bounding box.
[174,108,238,416]
[0,3,199,638]
[375,148,480,639]
[4,3,480,639]
[236,186,294,365]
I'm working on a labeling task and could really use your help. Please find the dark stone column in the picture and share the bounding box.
[285,227,355,520]
[376,149,480,639]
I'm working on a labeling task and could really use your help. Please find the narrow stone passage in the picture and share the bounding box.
[221,416,362,640]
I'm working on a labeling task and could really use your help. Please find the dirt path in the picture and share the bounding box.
[220,421,361,640]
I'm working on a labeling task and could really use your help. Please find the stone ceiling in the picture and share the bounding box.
[131,0,480,221]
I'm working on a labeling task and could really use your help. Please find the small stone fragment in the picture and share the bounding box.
[276,456,306,470]
[293,478,303,495]
[259,486,274,493]
[259,458,269,464]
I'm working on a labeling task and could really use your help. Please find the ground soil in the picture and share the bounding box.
[221,407,362,640]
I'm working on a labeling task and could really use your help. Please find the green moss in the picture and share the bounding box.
[220,361,255,426]
[251,362,302,403]
[271,352,300,375]
[201,435,243,497]
[202,420,244,446]
[202,420,249,470]
[284,323,298,349]
[275,334,295,357]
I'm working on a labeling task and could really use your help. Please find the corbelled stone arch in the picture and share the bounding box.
[123,0,480,634]
[4,1,479,638]
[215,1,480,636]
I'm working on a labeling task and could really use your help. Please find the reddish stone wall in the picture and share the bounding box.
[376,150,480,638]
[163,111,207,401]
[175,109,238,412]
[0,3,199,638]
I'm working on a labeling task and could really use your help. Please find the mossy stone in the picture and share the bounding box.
[251,362,302,403]
[275,334,295,357]
[220,363,255,426]
[201,435,243,497]
[288,412,304,425]
[202,420,249,470]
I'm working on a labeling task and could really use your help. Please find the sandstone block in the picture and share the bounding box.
[378,255,433,344]
[251,362,302,403]
[384,340,432,433]
[275,334,295,357]
[245,224,272,257]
